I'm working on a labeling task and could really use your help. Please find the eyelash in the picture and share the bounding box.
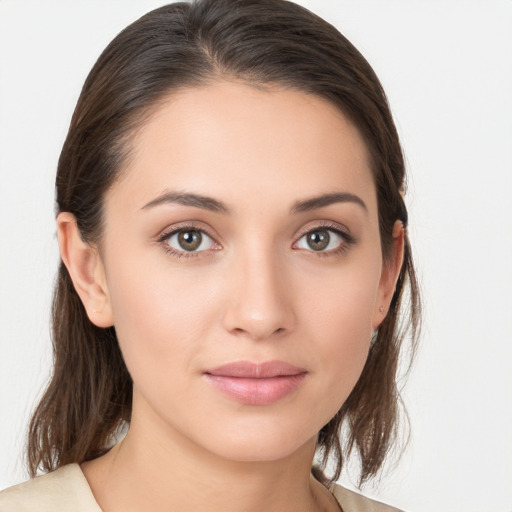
[157,221,356,259]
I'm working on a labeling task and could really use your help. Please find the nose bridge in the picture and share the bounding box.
[222,237,294,340]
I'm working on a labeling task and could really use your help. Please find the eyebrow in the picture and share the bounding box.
[142,191,230,214]
[290,192,368,214]
[141,190,367,215]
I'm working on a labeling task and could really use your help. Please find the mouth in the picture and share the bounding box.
[203,360,307,406]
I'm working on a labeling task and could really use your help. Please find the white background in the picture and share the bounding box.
[1,1,511,511]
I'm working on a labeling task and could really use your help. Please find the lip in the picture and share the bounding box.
[204,360,307,406]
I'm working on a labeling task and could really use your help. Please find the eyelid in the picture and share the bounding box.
[156,220,219,242]
[295,220,353,241]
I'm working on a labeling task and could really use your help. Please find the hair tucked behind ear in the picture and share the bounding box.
[27,0,421,484]
[27,264,132,474]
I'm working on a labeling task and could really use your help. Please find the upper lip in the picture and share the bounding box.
[205,360,307,378]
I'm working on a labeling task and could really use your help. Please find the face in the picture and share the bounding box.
[86,81,395,462]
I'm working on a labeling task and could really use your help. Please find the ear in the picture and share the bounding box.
[57,212,114,328]
[372,220,405,329]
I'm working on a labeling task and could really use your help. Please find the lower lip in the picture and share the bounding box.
[204,373,307,405]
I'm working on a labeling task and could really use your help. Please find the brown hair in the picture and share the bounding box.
[28,0,421,485]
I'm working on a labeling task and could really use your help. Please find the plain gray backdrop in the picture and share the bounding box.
[1,1,511,511]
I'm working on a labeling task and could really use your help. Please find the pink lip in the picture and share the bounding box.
[204,361,307,406]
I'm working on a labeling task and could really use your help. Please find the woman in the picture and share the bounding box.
[0,0,420,510]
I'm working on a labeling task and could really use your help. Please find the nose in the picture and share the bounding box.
[222,247,296,341]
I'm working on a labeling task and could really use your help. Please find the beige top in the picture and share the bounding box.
[0,464,403,512]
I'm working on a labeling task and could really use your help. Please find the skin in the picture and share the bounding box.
[58,81,404,512]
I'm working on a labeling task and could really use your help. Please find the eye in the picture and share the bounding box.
[295,227,348,253]
[164,228,218,253]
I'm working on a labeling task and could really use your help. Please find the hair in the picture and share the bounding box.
[28,0,421,486]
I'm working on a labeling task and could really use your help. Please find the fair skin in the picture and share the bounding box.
[58,81,404,512]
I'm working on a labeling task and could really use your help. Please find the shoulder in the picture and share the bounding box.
[0,464,102,512]
[330,482,405,512]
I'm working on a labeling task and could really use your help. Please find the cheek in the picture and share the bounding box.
[298,252,381,343]
[295,258,381,416]
[103,247,221,388]
[309,297,371,382]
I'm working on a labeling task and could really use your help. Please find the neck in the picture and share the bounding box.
[81,393,338,512]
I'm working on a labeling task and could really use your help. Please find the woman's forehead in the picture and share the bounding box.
[109,81,377,216]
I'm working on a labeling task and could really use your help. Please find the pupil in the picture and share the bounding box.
[307,230,329,251]
[178,230,202,251]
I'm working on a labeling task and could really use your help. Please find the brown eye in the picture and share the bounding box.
[178,230,202,251]
[306,230,330,251]
[295,227,346,253]
[164,228,217,253]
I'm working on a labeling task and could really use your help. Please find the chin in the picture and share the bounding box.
[193,417,318,464]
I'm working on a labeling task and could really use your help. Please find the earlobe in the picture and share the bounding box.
[372,220,405,329]
[57,212,114,328]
